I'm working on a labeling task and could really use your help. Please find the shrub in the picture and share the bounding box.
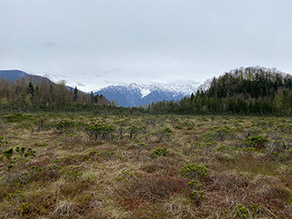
[215,127,233,141]
[104,150,115,156]
[55,120,76,133]
[0,136,8,146]
[129,125,144,140]
[18,202,30,216]
[86,123,115,141]
[150,147,168,158]
[234,203,249,219]
[6,190,23,199]
[244,136,269,150]
[61,168,83,179]
[137,142,146,161]
[186,180,205,206]
[3,113,28,123]
[190,190,205,206]
[88,149,98,156]
[157,128,172,143]
[180,163,208,179]
[1,146,36,172]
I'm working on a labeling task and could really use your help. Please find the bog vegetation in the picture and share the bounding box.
[0,112,291,218]
[0,67,291,218]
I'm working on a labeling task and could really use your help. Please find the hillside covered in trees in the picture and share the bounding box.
[147,67,292,115]
[0,76,111,111]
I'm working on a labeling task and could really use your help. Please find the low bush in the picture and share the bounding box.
[86,123,115,141]
[55,120,76,133]
[180,163,208,180]
[244,136,269,150]
[150,147,168,158]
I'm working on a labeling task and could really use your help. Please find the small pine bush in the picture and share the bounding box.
[180,163,208,179]
[151,147,168,158]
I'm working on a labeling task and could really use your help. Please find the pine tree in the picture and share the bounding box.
[74,86,78,102]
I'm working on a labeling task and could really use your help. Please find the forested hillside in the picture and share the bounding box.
[0,77,111,110]
[147,67,292,115]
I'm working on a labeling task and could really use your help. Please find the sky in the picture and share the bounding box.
[1,0,292,92]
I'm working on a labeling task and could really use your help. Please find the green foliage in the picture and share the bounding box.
[117,169,133,182]
[31,166,42,172]
[3,113,28,123]
[1,146,36,172]
[215,127,233,141]
[180,163,208,179]
[186,180,205,206]
[18,202,30,216]
[249,202,260,217]
[150,147,168,158]
[245,135,269,150]
[183,121,194,130]
[55,120,76,133]
[190,190,205,205]
[33,142,48,147]
[104,150,115,156]
[86,123,115,141]
[61,168,83,179]
[88,149,98,156]
[129,125,144,140]
[234,203,249,219]
[7,190,23,199]
[0,136,8,146]
[147,67,292,115]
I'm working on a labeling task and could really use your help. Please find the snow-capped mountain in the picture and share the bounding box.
[94,80,199,107]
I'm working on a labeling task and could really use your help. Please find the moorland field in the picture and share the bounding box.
[0,112,291,218]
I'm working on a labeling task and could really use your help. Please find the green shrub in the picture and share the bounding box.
[34,142,48,147]
[215,127,233,141]
[187,180,205,206]
[55,120,76,133]
[86,123,115,141]
[18,202,30,216]
[7,190,23,199]
[190,190,205,205]
[151,147,168,158]
[234,203,249,219]
[88,149,98,156]
[61,168,83,179]
[1,146,36,172]
[105,150,115,156]
[180,163,208,179]
[3,113,28,123]
[0,136,8,146]
[129,125,144,140]
[245,136,269,150]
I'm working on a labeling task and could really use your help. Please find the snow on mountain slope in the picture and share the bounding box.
[94,80,199,107]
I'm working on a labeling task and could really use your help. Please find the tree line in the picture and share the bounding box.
[0,77,111,110]
[146,67,292,115]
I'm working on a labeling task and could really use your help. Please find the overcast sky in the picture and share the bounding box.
[1,0,292,91]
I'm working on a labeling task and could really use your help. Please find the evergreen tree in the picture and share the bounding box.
[74,86,78,102]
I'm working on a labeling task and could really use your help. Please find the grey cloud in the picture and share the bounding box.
[76,82,85,87]
[43,42,57,48]
[104,69,121,74]
[0,0,292,92]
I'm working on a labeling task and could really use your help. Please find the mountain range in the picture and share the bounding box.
[94,81,199,107]
[0,70,52,84]
[0,70,199,107]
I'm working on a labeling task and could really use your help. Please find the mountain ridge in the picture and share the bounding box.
[94,81,199,107]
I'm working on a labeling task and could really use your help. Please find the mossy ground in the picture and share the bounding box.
[0,113,291,218]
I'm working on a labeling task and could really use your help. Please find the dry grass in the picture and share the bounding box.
[0,113,291,218]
